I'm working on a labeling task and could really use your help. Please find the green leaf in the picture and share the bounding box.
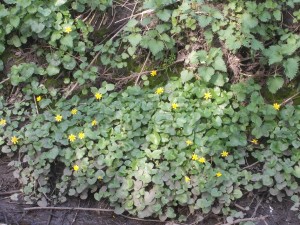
[180,69,194,83]
[60,35,73,48]
[156,9,171,22]
[293,166,300,178]
[198,66,214,82]
[148,39,164,55]
[55,0,67,7]
[46,65,60,76]
[267,77,284,94]
[147,132,161,145]
[10,16,20,28]
[31,21,45,33]
[11,35,21,47]
[62,55,76,70]
[48,146,59,159]
[210,73,226,86]
[273,10,281,21]
[242,13,258,29]
[265,46,283,65]
[128,33,142,47]
[39,99,52,108]
[233,189,242,199]
[213,56,227,72]
[284,58,299,79]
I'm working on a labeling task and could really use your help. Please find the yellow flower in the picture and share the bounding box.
[55,114,62,122]
[36,96,42,102]
[198,157,206,163]
[64,26,72,33]
[92,119,97,126]
[155,87,164,95]
[172,103,179,110]
[0,118,6,126]
[98,176,102,181]
[150,70,157,76]
[273,103,280,110]
[95,92,102,100]
[221,151,229,157]
[192,154,198,161]
[73,165,79,171]
[11,136,19,145]
[78,132,85,139]
[68,134,76,142]
[251,139,258,145]
[186,140,193,146]
[71,108,77,115]
[185,176,190,182]
[216,172,222,177]
[204,91,212,100]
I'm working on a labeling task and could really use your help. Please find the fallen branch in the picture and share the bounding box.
[0,190,22,196]
[218,215,268,225]
[24,206,114,212]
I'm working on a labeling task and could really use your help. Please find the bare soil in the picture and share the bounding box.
[0,155,299,225]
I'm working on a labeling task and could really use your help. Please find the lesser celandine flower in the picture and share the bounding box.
[198,157,206,163]
[95,92,102,100]
[36,96,42,102]
[192,154,198,160]
[64,26,72,33]
[172,103,178,110]
[78,132,85,139]
[150,70,157,76]
[0,118,6,126]
[251,139,258,144]
[68,134,76,142]
[216,172,222,177]
[55,114,62,122]
[73,165,79,171]
[273,103,280,110]
[71,108,77,115]
[186,140,193,146]
[92,119,97,126]
[221,151,229,157]
[155,87,164,95]
[185,176,190,182]
[204,91,212,100]
[11,136,19,144]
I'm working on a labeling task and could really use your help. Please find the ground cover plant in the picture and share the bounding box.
[0,0,300,224]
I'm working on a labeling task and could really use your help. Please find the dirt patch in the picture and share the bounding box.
[0,155,299,225]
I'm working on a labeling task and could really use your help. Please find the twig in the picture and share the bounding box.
[0,190,22,196]
[242,161,260,170]
[218,215,268,225]
[24,206,114,212]
[64,82,79,99]
[115,9,154,23]
[234,203,248,211]
[251,197,264,218]
[46,209,53,225]
[135,51,150,85]
[0,77,9,85]
[118,214,165,223]
[71,200,81,225]
[33,94,39,114]
[281,91,300,106]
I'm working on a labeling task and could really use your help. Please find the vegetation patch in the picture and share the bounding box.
[0,0,300,224]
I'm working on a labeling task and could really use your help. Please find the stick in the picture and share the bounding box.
[0,77,9,85]
[219,215,268,225]
[242,161,259,170]
[135,51,150,85]
[118,213,165,223]
[0,190,22,196]
[24,206,114,212]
